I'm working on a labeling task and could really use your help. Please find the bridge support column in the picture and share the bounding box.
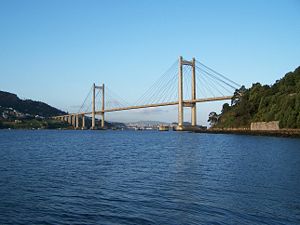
[92,83,96,129]
[68,115,71,124]
[72,115,76,127]
[75,115,79,129]
[82,114,85,129]
[191,57,197,126]
[178,56,183,129]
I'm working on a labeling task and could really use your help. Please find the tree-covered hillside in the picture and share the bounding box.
[210,66,300,129]
[0,91,66,117]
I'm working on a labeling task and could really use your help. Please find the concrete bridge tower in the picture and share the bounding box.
[91,83,105,129]
[177,56,197,130]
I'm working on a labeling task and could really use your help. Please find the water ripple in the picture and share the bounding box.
[0,130,299,224]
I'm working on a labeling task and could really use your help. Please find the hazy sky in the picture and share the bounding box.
[1,0,299,124]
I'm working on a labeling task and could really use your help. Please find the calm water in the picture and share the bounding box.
[0,130,299,225]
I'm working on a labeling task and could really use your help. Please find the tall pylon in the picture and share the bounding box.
[91,83,105,130]
[177,56,197,130]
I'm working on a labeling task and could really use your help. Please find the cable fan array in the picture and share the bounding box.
[104,86,130,109]
[194,60,240,99]
[133,59,241,106]
[77,85,130,113]
[77,86,93,114]
[134,60,179,106]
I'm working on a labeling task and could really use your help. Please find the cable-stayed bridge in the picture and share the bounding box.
[53,56,241,131]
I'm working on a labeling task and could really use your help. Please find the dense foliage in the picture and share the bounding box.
[211,66,300,129]
[0,119,70,129]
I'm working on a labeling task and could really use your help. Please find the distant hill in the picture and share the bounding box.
[0,91,66,117]
[210,66,300,129]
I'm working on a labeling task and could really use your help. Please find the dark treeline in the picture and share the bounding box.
[209,66,300,129]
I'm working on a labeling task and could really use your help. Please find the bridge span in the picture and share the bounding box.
[53,56,240,131]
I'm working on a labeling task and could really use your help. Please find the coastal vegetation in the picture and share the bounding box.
[0,90,68,129]
[0,91,65,117]
[0,118,70,129]
[209,66,300,129]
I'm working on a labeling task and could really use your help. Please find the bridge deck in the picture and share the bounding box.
[54,96,232,118]
[100,96,232,113]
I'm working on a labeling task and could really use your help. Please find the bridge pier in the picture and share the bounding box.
[75,115,79,129]
[72,115,75,127]
[101,113,104,128]
[82,114,86,129]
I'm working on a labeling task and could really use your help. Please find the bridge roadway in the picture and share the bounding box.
[100,96,232,113]
[56,96,232,118]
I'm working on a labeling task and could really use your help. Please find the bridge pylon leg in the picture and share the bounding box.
[178,56,183,129]
[191,57,197,126]
[92,83,96,129]
[101,83,105,128]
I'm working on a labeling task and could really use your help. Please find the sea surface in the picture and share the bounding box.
[0,130,299,225]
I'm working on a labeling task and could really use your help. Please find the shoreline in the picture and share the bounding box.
[1,127,300,138]
[195,128,300,138]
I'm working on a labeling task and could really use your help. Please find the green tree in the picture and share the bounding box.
[208,112,219,126]
[231,85,246,106]
[222,103,231,114]
[213,66,300,129]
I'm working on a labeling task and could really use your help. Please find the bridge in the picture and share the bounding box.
[53,56,241,131]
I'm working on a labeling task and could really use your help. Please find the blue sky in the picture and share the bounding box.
[1,0,299,124]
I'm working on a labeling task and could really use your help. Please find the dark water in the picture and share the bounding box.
[0,130,299,225]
